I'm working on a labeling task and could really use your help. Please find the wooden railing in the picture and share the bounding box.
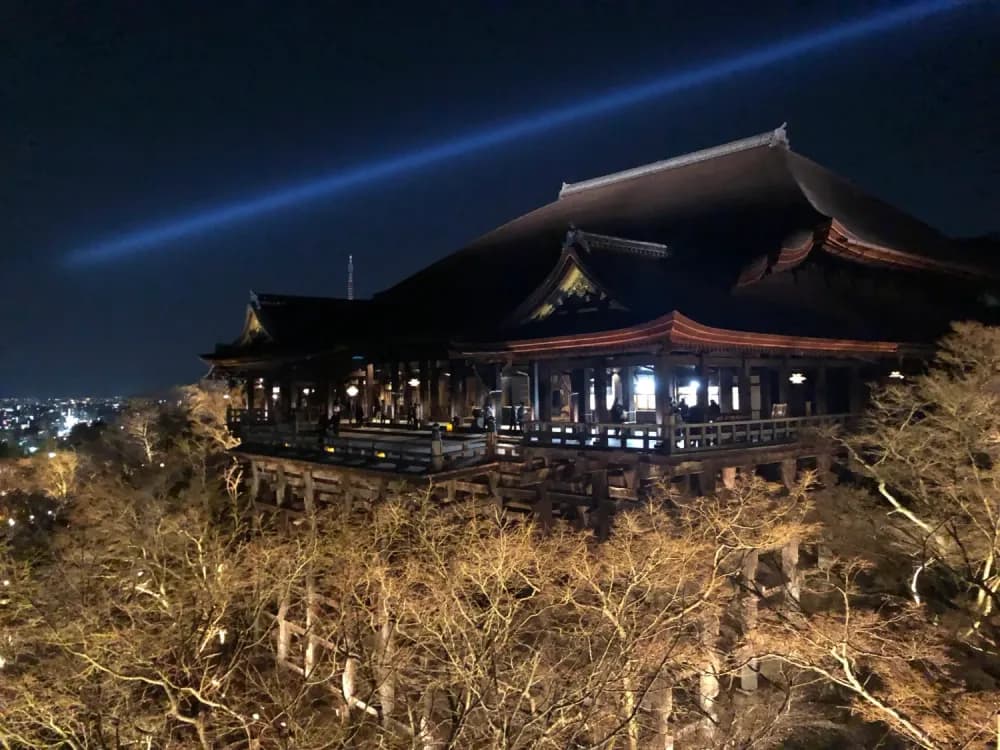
[523,414,851,454]
[227,407,269,425]
[236,423,489,472]
[523,422,666,451]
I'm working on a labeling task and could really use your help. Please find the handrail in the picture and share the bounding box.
[236,423,489,470]
[522,414,852,453]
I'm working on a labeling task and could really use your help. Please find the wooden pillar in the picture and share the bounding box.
[249,460,260,501]
[780,458,796,489]
[654,682,675,750]
[389,363,400,422]
[719,367,733,413]
[782,539,801,602]
[304,573,318,677]
[538,363,552,421]
[531,361,541,423]
[777,360,790,408]
[275,464,287,508]
[740,549,760,692]
[848,364,863,414]
[816,452,834,486]
[535,482,553,533]
[570,368,587,423]
[721,465,737,490]
[699,614,721,738]
[655,353,673,426]
[594,366,610,424]
[430,425,444,472]
[260,378,271,420]
[303,470,316,526]
[592,469,612,541]
[759,367,773,420]
[447,360,461,420]
[815,365,828,415]
[697,464,718,496]
[365,363,376,420]
[280,378,293,422]
[246,378,255,411]
[429,361,441,421]
[739,359,752,417]
[276,589,291,663]
[621,366,634,420]
[697,354,709,410]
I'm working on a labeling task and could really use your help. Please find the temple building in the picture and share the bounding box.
[203,126,999,734]
[204,126,999,480]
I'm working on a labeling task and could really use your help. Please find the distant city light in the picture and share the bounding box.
[789,372,807,385]
[47,451,56,459]
[889,370,905,380]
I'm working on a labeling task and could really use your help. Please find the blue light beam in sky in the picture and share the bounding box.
[65,0,971,266]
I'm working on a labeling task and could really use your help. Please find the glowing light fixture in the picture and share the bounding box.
[345,384,360,398]
[789,372,807,385]
[889,370,905,380]
[407,378,421,388]
[689,379,700,391]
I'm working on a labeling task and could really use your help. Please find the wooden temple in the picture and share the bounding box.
[204,125,999,491]
[203,126,999,743]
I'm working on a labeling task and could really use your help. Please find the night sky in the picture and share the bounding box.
[3,1,998,397]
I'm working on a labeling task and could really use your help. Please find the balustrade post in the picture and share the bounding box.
[430,425,444,472]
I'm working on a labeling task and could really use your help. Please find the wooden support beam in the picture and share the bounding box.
[535,483,553,533]
[249,460,260,501]
[721,466,737,491]
[739,358,752,418]
[592,469,612,541]
[816,452,834,486]
[780,458,796,489]
[699,614,721,739]
[594,366,610,425]
[719,367,733,413]
[537,362,552,421]
[697,465,717,497]
[570,368,587,424]
[848,364,864,414]
[655,353,673,427]
[815,365,828,415]
[740,550,760,692]
[782,540,801,602]
[697,354,709,410]
[621,366,634,418]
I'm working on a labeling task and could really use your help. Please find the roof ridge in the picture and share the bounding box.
[558,124,789,199]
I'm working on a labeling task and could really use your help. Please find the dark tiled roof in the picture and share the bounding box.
[376,127,992,337]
